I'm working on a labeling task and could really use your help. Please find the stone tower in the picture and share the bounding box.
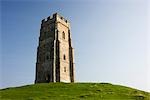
[35,13,75,83]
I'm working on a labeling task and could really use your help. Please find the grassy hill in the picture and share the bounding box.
[0,83,150,100]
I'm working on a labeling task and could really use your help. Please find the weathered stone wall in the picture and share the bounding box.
[35,13,75,83]
[57,17,70,82]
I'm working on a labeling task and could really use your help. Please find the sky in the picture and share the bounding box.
[1,0,150,92]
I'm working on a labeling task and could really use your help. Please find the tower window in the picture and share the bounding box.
[63,54,66,60]
[46,55,49,60]
[63,31,65,39]
[64,67,66,72]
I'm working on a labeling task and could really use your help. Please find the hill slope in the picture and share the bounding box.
[0,83,150,100]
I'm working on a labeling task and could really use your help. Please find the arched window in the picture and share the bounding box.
[63,54,66,60]
[46,55,49,60]
[63,31,65,39]
[64,67,66,72]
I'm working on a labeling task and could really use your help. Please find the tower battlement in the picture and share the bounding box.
[41,13,70,24]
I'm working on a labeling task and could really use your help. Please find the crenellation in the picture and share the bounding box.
[47,16,51,20]
[42,19,45,23]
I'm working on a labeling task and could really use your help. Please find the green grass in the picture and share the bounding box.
[0,83,150,100]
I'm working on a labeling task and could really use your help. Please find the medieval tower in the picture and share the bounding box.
[35,13,75,83]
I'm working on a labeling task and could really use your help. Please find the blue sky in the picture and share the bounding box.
[1,0,150,92]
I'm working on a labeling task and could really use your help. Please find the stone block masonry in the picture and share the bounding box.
[35,13,75,83]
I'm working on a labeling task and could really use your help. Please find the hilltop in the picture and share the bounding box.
[0,83,150,100]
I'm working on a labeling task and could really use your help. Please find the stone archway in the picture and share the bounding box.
[46,74,50,83]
